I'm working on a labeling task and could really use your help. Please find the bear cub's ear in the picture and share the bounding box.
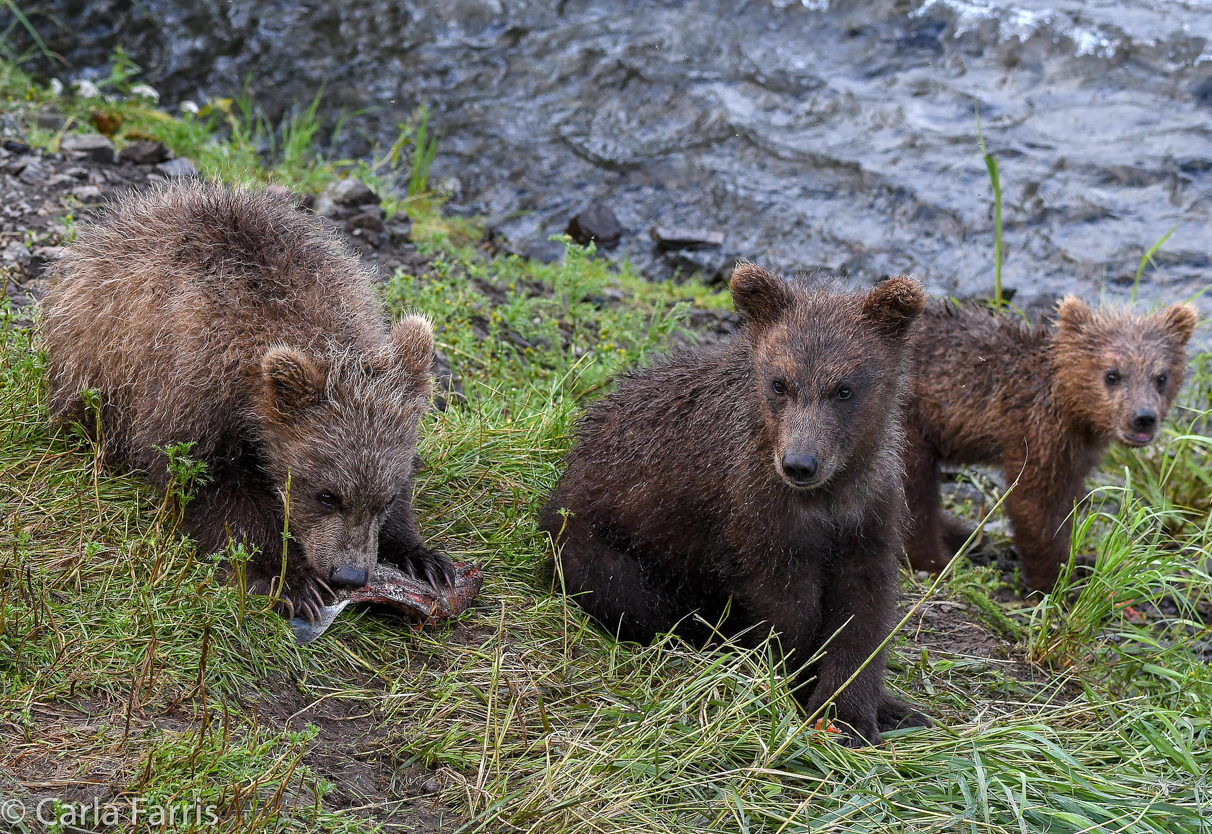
[262,347,324,413]
[1056,296,1092,333]
[730,263,792,329]
[861,274,926,340]
[389,314,436,378]
[1158,303,1198,347]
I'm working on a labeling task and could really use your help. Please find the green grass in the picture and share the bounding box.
[2,57,1212,833]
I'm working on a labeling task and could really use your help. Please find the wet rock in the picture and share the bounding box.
[385,215,413,246]
[651,225,725,251]
[661,250,744,285]
[566,204,622,248]
[35,107,66,131]
[59,134,116,164]
[0,114,29,146]
[350,227,382,247]
[710,256,746,286]
[63,166,90,179]
[442,203,482,218]
[17,160,46,184]
[71,185,105,204]
[29,245,63,277]
[1019,292,1063,322]
[2,242,30,265]
[347,205,385,233]
[325,178,379,207]
[525,238,565,264]
[314,194,344,220]
[155,157,199,178]
[5,155,35,175]
[119,140,171,165]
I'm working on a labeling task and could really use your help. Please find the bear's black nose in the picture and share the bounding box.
[330,565,369,588]
[1132,410,1157,431]
[781,453,819,484]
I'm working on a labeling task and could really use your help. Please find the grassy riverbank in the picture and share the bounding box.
[1,59,1210,833]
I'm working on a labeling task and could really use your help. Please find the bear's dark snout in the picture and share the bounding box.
[330,565,370,588]
[780,453,819,485]
[1131,410,1157,431]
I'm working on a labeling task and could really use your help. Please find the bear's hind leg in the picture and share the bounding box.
[548,520,684,646]
[940,514,977,557]
[903,439,952,573]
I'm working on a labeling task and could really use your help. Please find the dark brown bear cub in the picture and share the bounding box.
[904,298,1198,592]
[42,184,454,622]
[540,265,930,746]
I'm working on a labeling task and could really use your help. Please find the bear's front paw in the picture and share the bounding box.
[247,572,334,625]
[834,716,882,748]
[877,693,931,732]
[396,547,456,591]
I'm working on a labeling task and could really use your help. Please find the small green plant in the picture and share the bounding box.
[96,46,142,96]
[407,104,440,198]
[1029,480,1198,668]
[155,441,210,530]
[1130,224,1178,303]
[276,90,324,178]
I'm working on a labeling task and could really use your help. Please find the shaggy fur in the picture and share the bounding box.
[540,265,931,745]
[904,298,1198,592]
[41,183,454,620]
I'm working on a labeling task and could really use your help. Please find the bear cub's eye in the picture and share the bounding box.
[1104,370,1121,387]
[317,491,341,509]
[836,385,852,401]
[1156,373,1167,390]
[771,379,787,396]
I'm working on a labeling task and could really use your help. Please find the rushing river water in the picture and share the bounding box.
[11,0,1212,321]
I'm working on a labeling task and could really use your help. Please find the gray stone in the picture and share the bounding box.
[314,195,344,220]
[36,107,67,131]
[385,216,413,246]
[2,242,30,264]
[59,134,116,164]
[325,178,379,206]
[651,225,725,251]
[6,156,35,175]
[525,238,565,264]
[347,209,385,233]
[566,204,623,248]
[119,140,171,165]
[71,185,105,204]
[17,161,46,184]
[155,157,199,178]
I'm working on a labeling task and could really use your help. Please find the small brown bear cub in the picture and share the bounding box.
[904,298,1198,592]
[540,265,931,745]
[42,184,454,621]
